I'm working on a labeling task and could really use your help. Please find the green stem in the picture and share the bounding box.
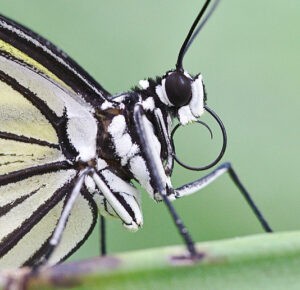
[2,231,300,290]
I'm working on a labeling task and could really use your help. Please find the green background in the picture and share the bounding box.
[1,1,299,261]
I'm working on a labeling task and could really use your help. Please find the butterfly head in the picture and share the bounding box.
[155,69,205,125]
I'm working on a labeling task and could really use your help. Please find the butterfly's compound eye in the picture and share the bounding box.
[165,71,192,107]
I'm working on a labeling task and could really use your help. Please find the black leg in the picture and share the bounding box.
[227,165,272,232]
[176,162,273,233]
[100,215,107,256]
[160,194,200,257]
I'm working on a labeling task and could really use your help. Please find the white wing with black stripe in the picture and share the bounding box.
[0,14,108,268]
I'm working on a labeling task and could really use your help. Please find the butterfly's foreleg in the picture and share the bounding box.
[175,162,273,232]
[133,104,200,258]
[34,167,92,268]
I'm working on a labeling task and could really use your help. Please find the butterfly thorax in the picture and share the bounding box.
[94,83,174,194]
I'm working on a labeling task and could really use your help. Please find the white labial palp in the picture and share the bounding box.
[190,74,205,117]
[178,105,197,125]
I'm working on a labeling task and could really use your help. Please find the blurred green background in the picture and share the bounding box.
[1,1,299,261]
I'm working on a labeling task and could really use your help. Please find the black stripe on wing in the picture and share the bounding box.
[0,160,73,186]
[0,184,46,217]
[0,14,111,105]
[0,69,78,160]
[23,235,52,267]
[23,186,98,266]
[0,178,74,258]
[0,131,59,149]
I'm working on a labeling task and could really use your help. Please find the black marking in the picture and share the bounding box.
[0,160,25,167]
[0,185,46,217]
[0,160,73,186]
[58,109,79,161]
[114,192,136,223]
[0,131,59,149]
[0,179,74,258]
[103,198,109,214]
[0,153,28,156]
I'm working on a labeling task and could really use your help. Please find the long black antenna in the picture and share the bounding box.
[176,0,221,70]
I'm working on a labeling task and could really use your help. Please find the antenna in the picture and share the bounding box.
[176,0,221,70]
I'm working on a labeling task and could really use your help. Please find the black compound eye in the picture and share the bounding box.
[165,71,192,107]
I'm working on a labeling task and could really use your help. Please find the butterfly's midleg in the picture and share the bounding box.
[133,104,200,258]
[99,216,106,256]
[160,193,199,257]
[175,162,273,233]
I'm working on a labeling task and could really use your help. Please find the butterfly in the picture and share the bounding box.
[0,0,272,268]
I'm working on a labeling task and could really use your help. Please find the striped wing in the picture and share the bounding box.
[0,14,103,268]
[0,14,110,103]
